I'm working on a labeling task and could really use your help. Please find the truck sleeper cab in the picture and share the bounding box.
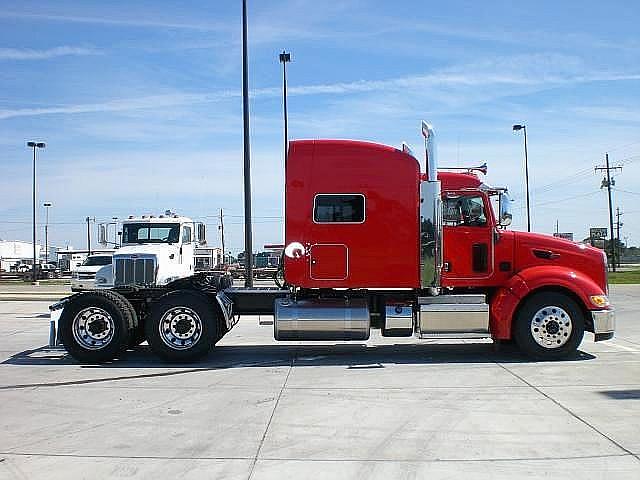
[50,122,614,363]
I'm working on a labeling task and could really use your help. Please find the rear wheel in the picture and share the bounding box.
[59,291,133,363]
[145,290,218,362]
[513,291,585,360]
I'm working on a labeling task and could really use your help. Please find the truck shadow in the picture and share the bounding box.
[0,343,597,390]
[3,342,597,369]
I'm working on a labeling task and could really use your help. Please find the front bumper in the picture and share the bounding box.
[592,308,615,342]
[70,278,96,291]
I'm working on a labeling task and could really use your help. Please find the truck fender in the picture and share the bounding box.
[490,266,606,339]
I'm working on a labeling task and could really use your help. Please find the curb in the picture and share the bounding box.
[0,294,67,302]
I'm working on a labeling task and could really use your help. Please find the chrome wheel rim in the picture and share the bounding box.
[159,306,202,350]
[531,305,572,349]
[72,307,115,350]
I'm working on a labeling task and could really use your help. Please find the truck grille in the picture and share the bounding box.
[114,256,156,287]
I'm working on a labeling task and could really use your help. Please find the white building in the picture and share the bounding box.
[0,241,42,272]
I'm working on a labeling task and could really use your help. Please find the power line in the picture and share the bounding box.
[607,140,640,153]
[533,190,601,207]
[613,187,640,196]
[532,167,594,194]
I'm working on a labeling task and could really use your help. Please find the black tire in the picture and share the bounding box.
[513,291,585,360]
[145,290,218,362]
[59,290,133,363]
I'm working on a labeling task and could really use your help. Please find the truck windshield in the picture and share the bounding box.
[123,223,180,244]
[83,256,112,266]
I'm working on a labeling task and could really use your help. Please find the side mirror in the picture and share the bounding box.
[498,192,513,227]
[98,224,107,245]
[197,223,206,245]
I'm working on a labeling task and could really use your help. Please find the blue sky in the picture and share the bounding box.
[1,0,639,252]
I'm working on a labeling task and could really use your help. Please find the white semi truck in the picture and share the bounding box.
[94,212,208,289]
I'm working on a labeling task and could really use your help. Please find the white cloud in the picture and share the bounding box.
[573,106,640,123]
[2,53,638,121]
[0,11,228,32]
[0,46,101,60]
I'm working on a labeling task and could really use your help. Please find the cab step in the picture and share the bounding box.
[417,294,490,339]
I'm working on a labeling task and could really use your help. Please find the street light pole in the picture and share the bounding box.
[279,51,291,164]
[43,202,52,263]
[27,141,45,284]
[241,0,253,287]
[513,124,531,232]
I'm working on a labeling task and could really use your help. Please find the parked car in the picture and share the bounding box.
[17,263,60,280]
[71,254,113,291]
[39,263,60,279]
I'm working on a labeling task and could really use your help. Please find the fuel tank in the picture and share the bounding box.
[274,297,370,341]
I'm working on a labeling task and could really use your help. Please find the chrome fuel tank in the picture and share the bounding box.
[274,297,370,341]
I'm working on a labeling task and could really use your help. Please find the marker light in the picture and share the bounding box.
[590,295,610,308]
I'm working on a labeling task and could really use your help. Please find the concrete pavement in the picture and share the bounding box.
[0,285,639,479]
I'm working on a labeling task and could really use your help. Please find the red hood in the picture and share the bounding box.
[513,231,608,293]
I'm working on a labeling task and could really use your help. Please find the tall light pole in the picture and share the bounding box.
[43,202,52,263]
[219,208,226,266]
[27,141,45,284]
[513,124,531,232]
[279,51,291,163]
[242,0,253,287]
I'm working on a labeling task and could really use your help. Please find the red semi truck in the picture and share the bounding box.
[50,122,615,362]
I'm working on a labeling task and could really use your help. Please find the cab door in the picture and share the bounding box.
[180,225,194,273]
[441,193,494,286]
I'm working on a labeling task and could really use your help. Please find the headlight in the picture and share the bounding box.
[590,295,610,308]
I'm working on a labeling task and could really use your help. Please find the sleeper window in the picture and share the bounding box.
[314,194,365,223]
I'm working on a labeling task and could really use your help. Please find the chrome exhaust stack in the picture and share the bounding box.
[420,121,442,291]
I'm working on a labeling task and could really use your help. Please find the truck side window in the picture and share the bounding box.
[313,194,365,223]
[182,226,192,243]
[443,196,487,227]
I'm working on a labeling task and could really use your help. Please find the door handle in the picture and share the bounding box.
[443,262,451,272]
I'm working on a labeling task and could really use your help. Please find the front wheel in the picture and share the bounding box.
[58,291,133,363]
[146,290,218,362]
[513,291,585,360]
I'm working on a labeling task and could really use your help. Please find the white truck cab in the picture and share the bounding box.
[96,212,206,289]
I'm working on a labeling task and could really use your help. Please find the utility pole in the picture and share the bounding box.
[86,217,94,255]
[219,208,226,266]
[595,153,622,272]
[615,207,624,268]
[43,202,52,263]
[241,0,253,287]
[112,217,119,246]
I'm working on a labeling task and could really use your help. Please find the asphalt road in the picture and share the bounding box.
[0,285,639,479]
